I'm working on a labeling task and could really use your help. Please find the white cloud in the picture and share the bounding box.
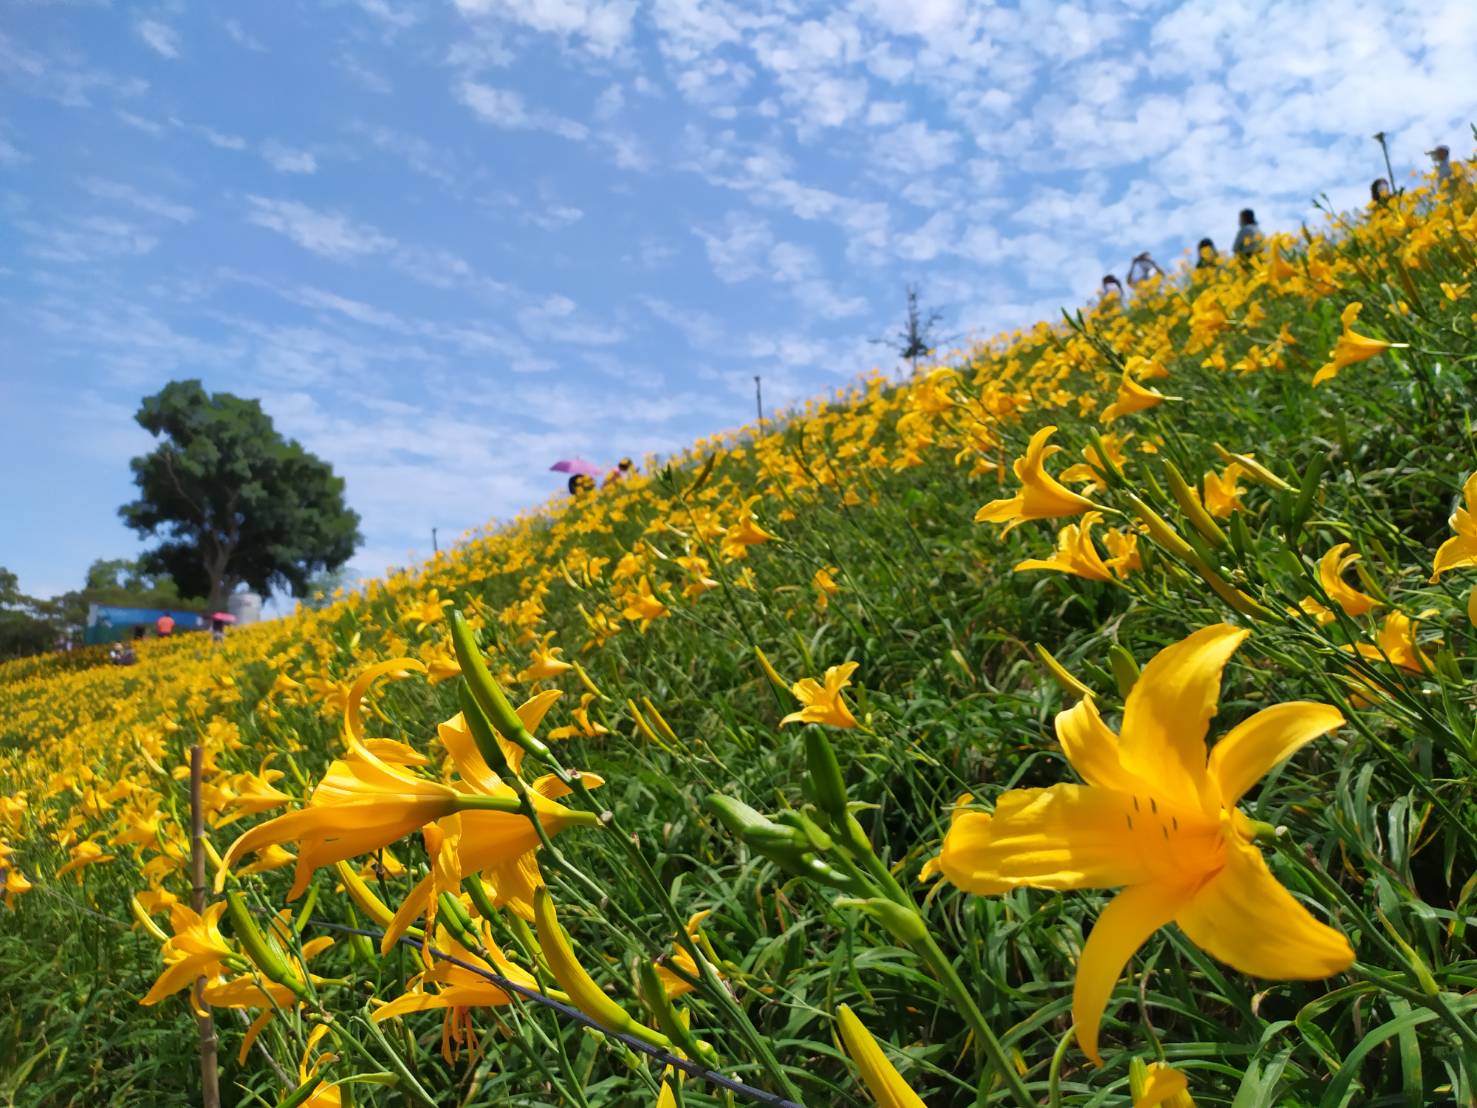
[871,119,960,174]
[517,294,625,345]
[116,111,165,136]
[223,18,266,51]
[0,134,27,165]
[355,0,418,28]
[244,197,395,259]
[136,19,181,59]
[453,0,637,58]
[21,215,159,264]
[695,212,773,282]
[261,140,319,174]
[593,83,624,120]
[458,81,588,141]
[82,178,195,223]
[895,211,955,262]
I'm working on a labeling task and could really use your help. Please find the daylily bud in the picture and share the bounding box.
[635,960,719,1065]
[1033,643,1094,700]
[1164,460,1227,547]
[449,609,549,760]
[775,808,835,853]
[754,645,790,696]
[804,728,849,824]
[225,892,312,1002]
[835,896,929,945]
[1214,444,1294,491]
[436,891,481,952]
[533,887,669,1047]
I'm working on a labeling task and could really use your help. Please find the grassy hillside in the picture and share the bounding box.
[2,163,1475,1107]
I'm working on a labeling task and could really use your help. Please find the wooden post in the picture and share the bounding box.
[190,744,222,1108]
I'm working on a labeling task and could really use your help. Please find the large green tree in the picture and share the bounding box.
[0,567,56,658]
[119,381,361,610]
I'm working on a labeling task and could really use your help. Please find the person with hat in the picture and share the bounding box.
[1427,144,1451,185]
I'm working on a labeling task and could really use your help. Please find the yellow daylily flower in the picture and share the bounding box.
[219,660,595,902]
[782,662,860,729]
[622,576,669,631]
[1059,432,1132,490]
[4,866,33,908]
[1101,361,1176,424]
[517,632,574,682]
[1312,302,1405,386]
[1102,527,1142,578]
[404,589,452,633]
[1132,1058,1195,1107]
[1201,464,1245,518]
[813,565,841,609]
[140,901,241,1006]
[1318,544,1379,617]
[1431,471,1477,581]
[975,426,1099,535]
[372,926,541,1063]
[546,693,610,740]
[1014,511,1114,581]
[653,909,714,999]
[1348,610,1435,674]
[55,838,115,879]
[721,502,776,560]
[939,625,1353,1064]
[835,1004,927,1107]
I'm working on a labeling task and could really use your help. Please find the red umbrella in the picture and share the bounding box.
[550,458,602,478]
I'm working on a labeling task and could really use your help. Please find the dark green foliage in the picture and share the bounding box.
[119,380,361,610]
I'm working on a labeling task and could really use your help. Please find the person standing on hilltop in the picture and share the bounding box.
[1232,209,1263,262]
[1427,144,1451,185]
[1126,252,1164,287]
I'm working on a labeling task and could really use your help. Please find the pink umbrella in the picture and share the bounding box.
[550,458,603,478]
[211,612,238,624]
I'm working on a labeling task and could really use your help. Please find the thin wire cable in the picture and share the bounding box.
[304,918,807,1108]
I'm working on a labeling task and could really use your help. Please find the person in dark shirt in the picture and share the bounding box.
[1232,209,1263,260]
[1196,238,1218,268]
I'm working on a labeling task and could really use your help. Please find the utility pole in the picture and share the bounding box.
[431,527,438,554]
[754,375,763,425]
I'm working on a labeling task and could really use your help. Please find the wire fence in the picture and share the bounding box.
[304,918,809,1108]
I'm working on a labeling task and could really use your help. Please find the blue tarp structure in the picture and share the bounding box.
[84,605,209,644]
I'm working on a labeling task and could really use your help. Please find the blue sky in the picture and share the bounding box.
[2,0,1473,601]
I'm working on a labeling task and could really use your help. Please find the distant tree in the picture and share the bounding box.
[872,284,946,374]
[39,557,200,641]
[119,381,362,611]
[0,567,55,658]
[299,565,360,611]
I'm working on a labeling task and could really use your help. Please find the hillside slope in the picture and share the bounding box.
[2,163,1475,1107]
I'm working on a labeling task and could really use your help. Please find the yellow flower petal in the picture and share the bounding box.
[1073,880,1194,1065]
[1118,625,1248,813]
[836,1004,928,1108]
[937,785,1217,895]
[1054,696,1142,793]
[1207,702,1344,809]
[1174,835,1354,979]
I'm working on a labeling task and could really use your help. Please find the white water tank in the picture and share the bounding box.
[228,591,263,625]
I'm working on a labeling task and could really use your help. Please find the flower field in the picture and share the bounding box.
[3,163,1476,1107]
